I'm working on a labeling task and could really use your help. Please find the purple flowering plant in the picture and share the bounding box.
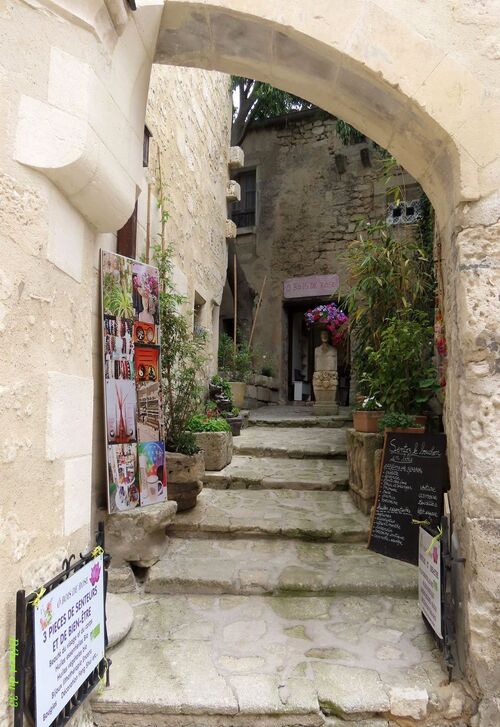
[304,302,349,346]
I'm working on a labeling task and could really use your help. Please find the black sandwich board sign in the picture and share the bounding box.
[368,432,447,565]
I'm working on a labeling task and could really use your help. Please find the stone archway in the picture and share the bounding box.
[10,0,500,711]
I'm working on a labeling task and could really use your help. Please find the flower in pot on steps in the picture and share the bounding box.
[353,396,384,433]
[218,332,253,408]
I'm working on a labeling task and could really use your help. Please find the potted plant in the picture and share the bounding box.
[154,243,209,511]
[221,406,243,437]
[359,312,439,424]
[218,332,252,407]
[353,396,384,433]
[379,412,425,434]
[186,414,233,471]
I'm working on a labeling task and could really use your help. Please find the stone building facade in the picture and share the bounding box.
[225,110,421,403]
[0,1,499,723]
[0,4,232,721]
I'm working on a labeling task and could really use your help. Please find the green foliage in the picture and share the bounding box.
[154,243,208,454]
[211,374,232,399]
[173,431,200,456]
[186,415,231,433]
[344,219,435,380]
[261,365,276,378]
[220,406,240,419]
[378,412,421,431]
[360,313,439,414]
[218,332,253,382]
[357,396,382,412]
[230,76,315,145]
[102,271,134,319]
[335,119,365,145]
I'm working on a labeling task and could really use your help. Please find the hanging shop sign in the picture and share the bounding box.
[283,274,340,299]
[368,432,447,565]
[101,250,166,513]
[14,526,109,727]
[418,526,443,638]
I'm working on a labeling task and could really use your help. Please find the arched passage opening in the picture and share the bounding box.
[6,0,499,716]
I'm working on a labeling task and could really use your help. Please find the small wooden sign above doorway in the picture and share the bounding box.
[283,274,340,299]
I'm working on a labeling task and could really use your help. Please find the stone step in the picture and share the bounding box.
[93,593,471,726]
[248,404,353,429]
[204,455,349,491]
[145,538,418,596]
[168,489,369,542]
[234,426,347,459]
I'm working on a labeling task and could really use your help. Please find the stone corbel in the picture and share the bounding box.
[228,146,244,170]
[226,180,241,203]
[225,219,237,239]
[104,0,130,35]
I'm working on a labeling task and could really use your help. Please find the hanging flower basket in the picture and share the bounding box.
[304,302,349,346]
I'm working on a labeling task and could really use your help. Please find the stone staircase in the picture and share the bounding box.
[93,407,472,727]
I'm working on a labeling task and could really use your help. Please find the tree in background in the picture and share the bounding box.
[231,76,314,145]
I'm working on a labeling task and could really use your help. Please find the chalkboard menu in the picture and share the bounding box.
[369,432,447,565]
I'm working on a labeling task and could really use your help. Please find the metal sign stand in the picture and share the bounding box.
[14,523,111,727]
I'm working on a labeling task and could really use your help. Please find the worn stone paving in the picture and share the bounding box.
[204,455,348,490]
[146,539,417,596]
[248,405,353,429]
[96,410,472,726]
[168,489,369,542]
[234,427,347,458]
[94,593,471,725]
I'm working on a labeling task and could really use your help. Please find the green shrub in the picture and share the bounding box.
[218,332,253,382]
[186,415,231,433]
[360,312,439,414]
[378,413,422,431]
[211,374,232,399]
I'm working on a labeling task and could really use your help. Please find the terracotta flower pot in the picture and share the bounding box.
[353,410,385,433]
[166,450,204,511]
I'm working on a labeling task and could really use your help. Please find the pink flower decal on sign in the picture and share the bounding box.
[40,600,53,631]
[89,561,101,586]
[432,547,439,564]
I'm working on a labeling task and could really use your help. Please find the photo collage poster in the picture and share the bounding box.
[101,250,166,513]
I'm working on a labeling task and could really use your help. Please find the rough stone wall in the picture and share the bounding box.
[0,4,230,724]
[144,64,231,373]
[235,112,420,394]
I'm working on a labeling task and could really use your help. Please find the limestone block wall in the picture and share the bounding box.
[0,4,230,723]
[234,112,421,397]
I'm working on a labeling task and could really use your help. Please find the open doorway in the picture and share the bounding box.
[285,299,350,405]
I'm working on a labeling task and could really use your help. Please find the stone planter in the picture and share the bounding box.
[226,416,243,437]
[104,501,177,568]
[166,450,204,512]
[353,410,384,433]
[194,431,233,470]
[229,381,246,408]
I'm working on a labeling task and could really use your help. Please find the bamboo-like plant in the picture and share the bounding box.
[154,243,208,454]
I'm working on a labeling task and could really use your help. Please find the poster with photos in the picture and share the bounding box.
[101,250,166,514]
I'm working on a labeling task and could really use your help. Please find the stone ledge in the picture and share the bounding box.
[226,180,241,202]
[225,218,237,239]
[228,146,244,169]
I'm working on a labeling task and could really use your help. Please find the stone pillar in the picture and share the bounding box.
[312,371,339,415]
[444,196,500,713]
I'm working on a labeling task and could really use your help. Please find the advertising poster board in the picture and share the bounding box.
[33,556,105,727]
[368,432,447,565]
[418,527,443,638]
[101,250,166,513]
